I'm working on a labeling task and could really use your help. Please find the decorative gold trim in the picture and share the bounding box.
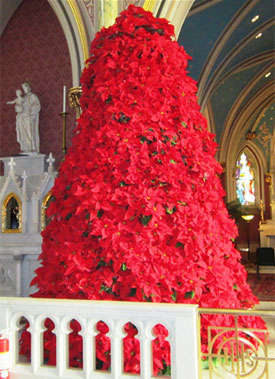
[265,172,272,185]
[2,193,22,233]
[198,308,275,378]
[68,86,82,119]
[67,0,89,62]
[41,192,53,231]
[68,86,82,109]
[143,0,157,12]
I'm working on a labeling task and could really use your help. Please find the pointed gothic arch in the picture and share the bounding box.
[1,192,22,233]
[41,192,55,231]
[226,142,266,206]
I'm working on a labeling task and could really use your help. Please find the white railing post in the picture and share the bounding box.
[30,316,43,375]
[111,320,123,378]
[55,317,68,378]
[81,321,94,378]
[139,321,153,379]
[171,307,199,379]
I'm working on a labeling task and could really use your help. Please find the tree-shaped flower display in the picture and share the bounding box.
[28,5,265,374]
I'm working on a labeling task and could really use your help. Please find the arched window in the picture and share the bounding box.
[41,192,55,230]
[2,193,22,233]
[236,152,256,205]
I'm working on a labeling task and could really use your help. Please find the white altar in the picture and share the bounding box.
[259,219,275,250]
[0,154,56,296]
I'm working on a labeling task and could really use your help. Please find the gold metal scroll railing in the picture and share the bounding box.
[198,308,275,379]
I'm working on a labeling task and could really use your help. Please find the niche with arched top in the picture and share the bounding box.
[41,192,55,230]
[152,323,171,376]
[43,318,56,366]
[68,319,83,368]
[2,193,22,233]
[123,322,140,374]
[17,316,31,364]
[95,320,111,371]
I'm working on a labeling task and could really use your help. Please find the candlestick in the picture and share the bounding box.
[60,112,68,160]
[63,85,66,113]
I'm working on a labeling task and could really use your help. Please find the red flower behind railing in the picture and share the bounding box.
[19,4,267,375]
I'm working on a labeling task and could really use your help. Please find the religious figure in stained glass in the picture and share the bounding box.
[236,153,255,205]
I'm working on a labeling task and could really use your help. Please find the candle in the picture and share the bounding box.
[63,85,66,113]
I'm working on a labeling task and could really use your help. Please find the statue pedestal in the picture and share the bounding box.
[259,220,275,250]
[1,154,47,176]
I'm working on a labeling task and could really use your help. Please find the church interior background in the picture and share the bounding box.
[0,0,274,297]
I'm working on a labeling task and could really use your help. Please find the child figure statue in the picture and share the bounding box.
[7,83,41,154]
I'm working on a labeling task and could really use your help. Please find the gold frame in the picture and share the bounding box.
[41,192,53,231]
[2,192,22,233]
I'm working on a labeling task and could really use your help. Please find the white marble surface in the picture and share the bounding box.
[0,154,47,176]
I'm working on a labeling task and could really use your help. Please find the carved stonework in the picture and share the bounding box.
[0,154,57,296]
[0,261,16,295]
[123,0,143,9]
[245,129,256,141]
[83,0,95,25]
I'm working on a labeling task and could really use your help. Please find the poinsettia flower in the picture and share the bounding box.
[24,4,268,375]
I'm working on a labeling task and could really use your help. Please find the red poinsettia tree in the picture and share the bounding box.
[26,4,265,375]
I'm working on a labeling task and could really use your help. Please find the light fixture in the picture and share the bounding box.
[241,215,254,222]
[251,15,259,22]
[255,32,262,39]
[265,72,271,78]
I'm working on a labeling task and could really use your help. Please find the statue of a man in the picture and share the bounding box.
[7,82,41,154]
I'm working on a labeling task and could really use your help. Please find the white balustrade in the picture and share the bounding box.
[0,297,199,379]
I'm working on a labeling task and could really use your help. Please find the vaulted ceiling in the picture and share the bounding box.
[178,0,274,163]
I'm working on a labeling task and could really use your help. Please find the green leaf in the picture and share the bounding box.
[140,215,152,226]
[97,210,103,218]
[181,121,187,128]
[119,181,129,187]
[233,284,238,290]
[184,290,195,299]
[175,241,184,248]
[121,263,127,271]
[171,136,177,146]
[177,200,187,206]
[182,156,187,166]
[170,159,177,164]
[140,136,152,144]
[65,213,72,220]
[100,284,112,294]
[166,206,176,215]
[130,288,137,296]
[171,290,177,301]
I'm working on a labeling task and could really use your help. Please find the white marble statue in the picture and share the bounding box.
[7,83,41,154]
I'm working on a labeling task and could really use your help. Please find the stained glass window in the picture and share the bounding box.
[236,153,255,205]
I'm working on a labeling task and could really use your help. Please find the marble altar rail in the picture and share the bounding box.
[0,297,199,379]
